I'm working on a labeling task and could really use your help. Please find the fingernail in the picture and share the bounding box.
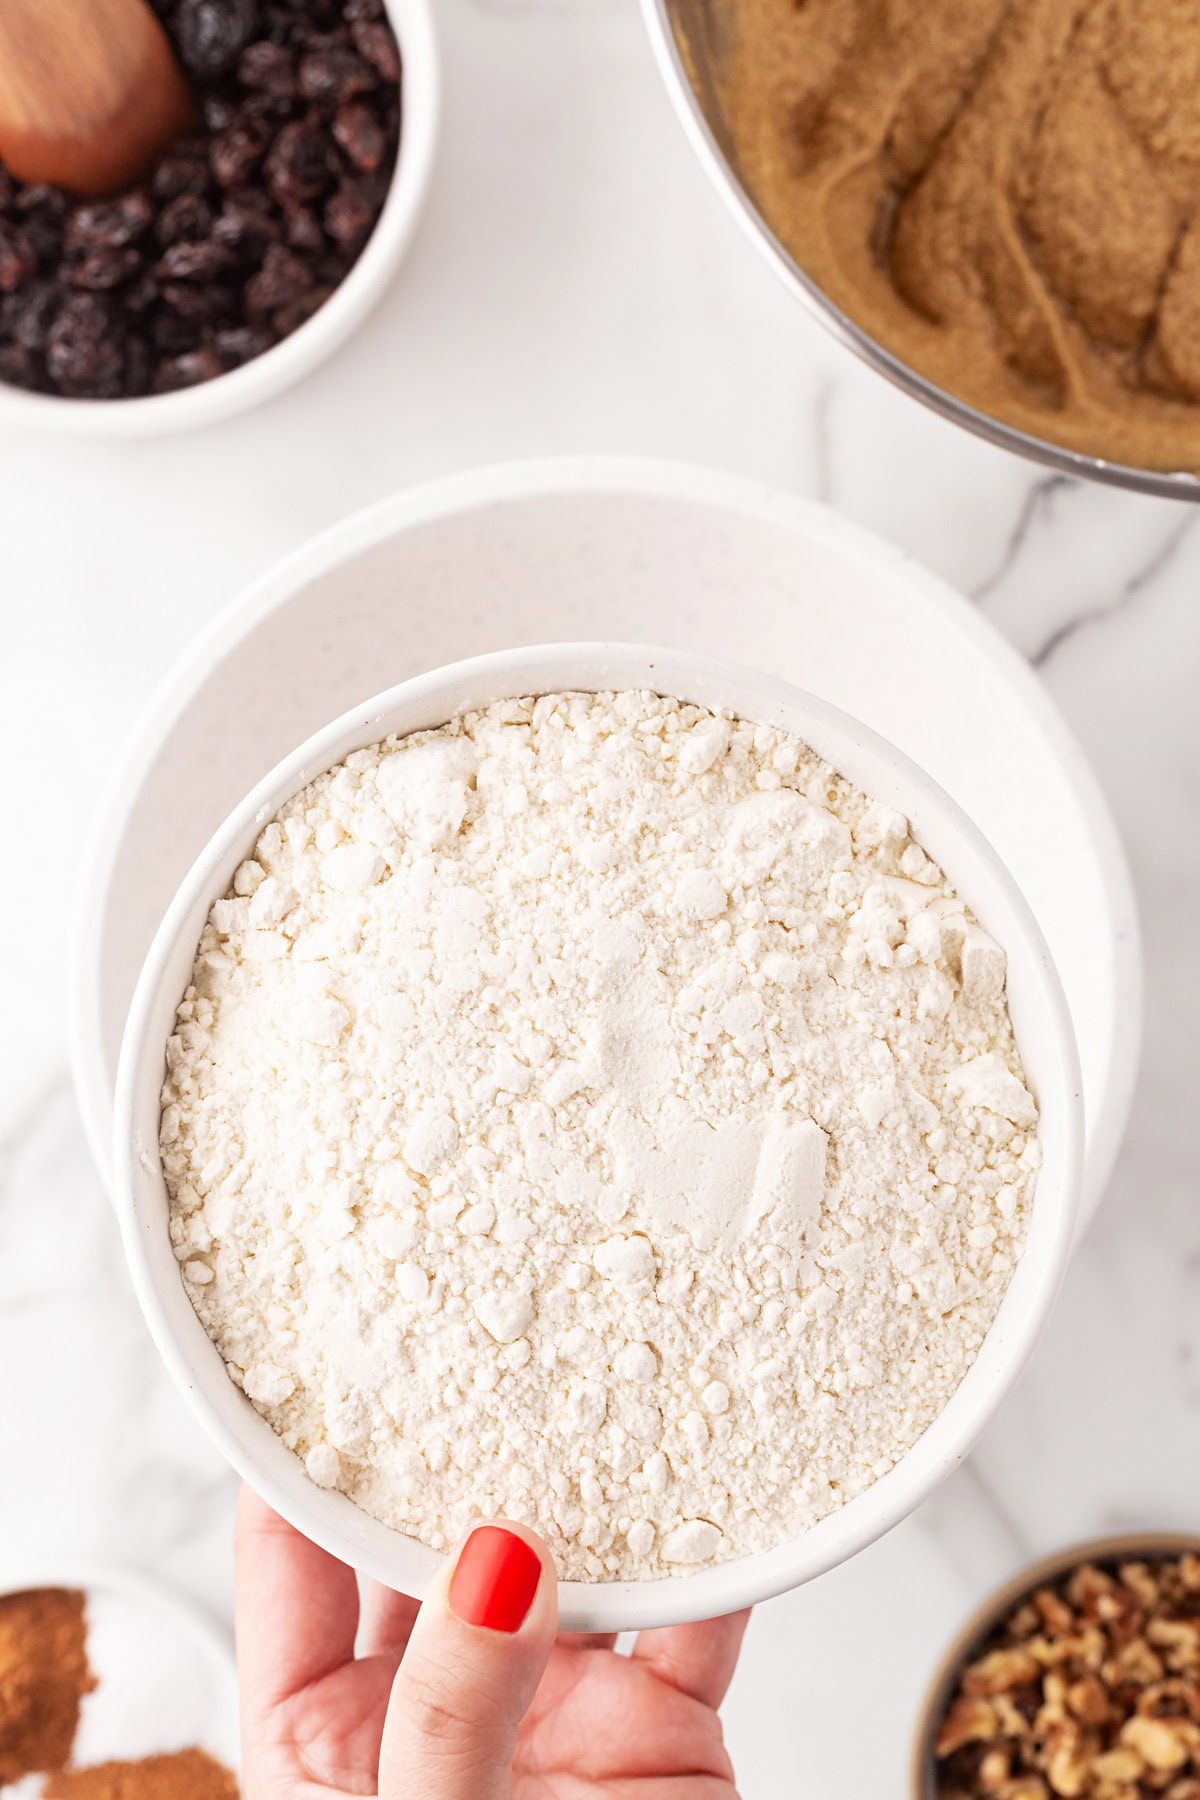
[448,1525,542,1633]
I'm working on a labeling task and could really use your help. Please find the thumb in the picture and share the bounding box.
[378,1520,557,1800]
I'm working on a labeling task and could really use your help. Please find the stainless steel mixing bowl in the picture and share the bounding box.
[641,0,1200,501]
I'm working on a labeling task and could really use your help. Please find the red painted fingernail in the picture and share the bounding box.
[448,1525,542,1633]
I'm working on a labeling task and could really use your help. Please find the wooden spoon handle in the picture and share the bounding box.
[0,0,192,196]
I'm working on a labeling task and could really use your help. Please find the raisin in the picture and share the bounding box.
[3,280,61,349]
[0,221,36,292]
[282,207,321,252]
[124,273,162,315]
[273,282,333,335]
[211,117,273,189]
[157,193,216,246]
[153,151,213,200]
[332,101,385,172]
[238,39,297,96]
[0,343,41,387]
[153,347,226,391]
[65,193,153,251]
[152,308,201,354]
[324,181,373,249]
[211,201,279,259]
[68,248,144,290]
[351,19,400,83]
[161,280,235,320]
[214,322,274,365]
[124,337,152,395]
[203,95,239,135]
[176,0,261,77]
[156,239,237,280]
[45,295,125,395]
[265,121,339,205]
[298,45,377,105]
[358,167,392,212]
[21,214,64,267]
[244,242,312,315]
[15,184,68,221]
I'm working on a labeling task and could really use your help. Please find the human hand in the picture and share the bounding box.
[236,1484,748,1798]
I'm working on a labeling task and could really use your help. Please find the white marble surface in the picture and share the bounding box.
[0,0,1198,1792]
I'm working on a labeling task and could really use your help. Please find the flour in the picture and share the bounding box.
[161,690,1039,1580]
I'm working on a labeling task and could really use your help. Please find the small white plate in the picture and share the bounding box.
[0,1562,238,1781]
[68,458,1141,1228]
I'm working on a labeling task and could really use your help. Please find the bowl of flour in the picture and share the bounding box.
[114,642,1082,1632]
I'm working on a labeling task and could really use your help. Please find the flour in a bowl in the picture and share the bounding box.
[161,690,1039,1579]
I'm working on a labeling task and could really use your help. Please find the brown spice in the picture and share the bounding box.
[0,1587,95,1784]
[44,1747,239,1800]
[727,0,1200,471]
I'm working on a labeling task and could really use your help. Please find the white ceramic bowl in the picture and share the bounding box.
[68,462,1140,1228]
[0,0,438,437]
[114,641,1083,1633]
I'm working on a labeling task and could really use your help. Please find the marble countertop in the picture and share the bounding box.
[2,0,1198,1791]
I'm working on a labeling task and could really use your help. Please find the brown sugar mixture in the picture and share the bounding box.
[933,1552,1200,1797]
[44,1747,240,1800]
[0,1588,95,1784]
[727,0,1200,471]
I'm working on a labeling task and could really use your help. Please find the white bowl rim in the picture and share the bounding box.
[0,0,439,438]
[113,638,1084,1633]
[68,455,1141,1218]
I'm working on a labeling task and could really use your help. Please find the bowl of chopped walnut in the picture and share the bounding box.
[914,1535,1200,1800]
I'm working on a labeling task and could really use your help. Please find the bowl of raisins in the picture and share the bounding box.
[0,0,438,433]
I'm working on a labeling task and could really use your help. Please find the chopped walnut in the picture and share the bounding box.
[1121,1715,1191,1771]
[964,1650,1044,1697]
[1067,1565,1117,1612]
[1135,1677,1200,1723]
[1093,1748,1145,1782]
[1107,1637,1166,1687]
[938,1697,1002,1758]
[1036,1590,1077,1638]
[993,1694,1034,1739]
[1043,1719,1092,1795]
[978,1749,1011,1792]
[934,1554,1200,1799]
[1121,1565,1163,1611]
[1149,1621,1200,1670]
[1066,1674,1110,1725]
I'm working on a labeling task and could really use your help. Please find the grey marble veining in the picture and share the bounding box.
[1,0,1198,1790]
